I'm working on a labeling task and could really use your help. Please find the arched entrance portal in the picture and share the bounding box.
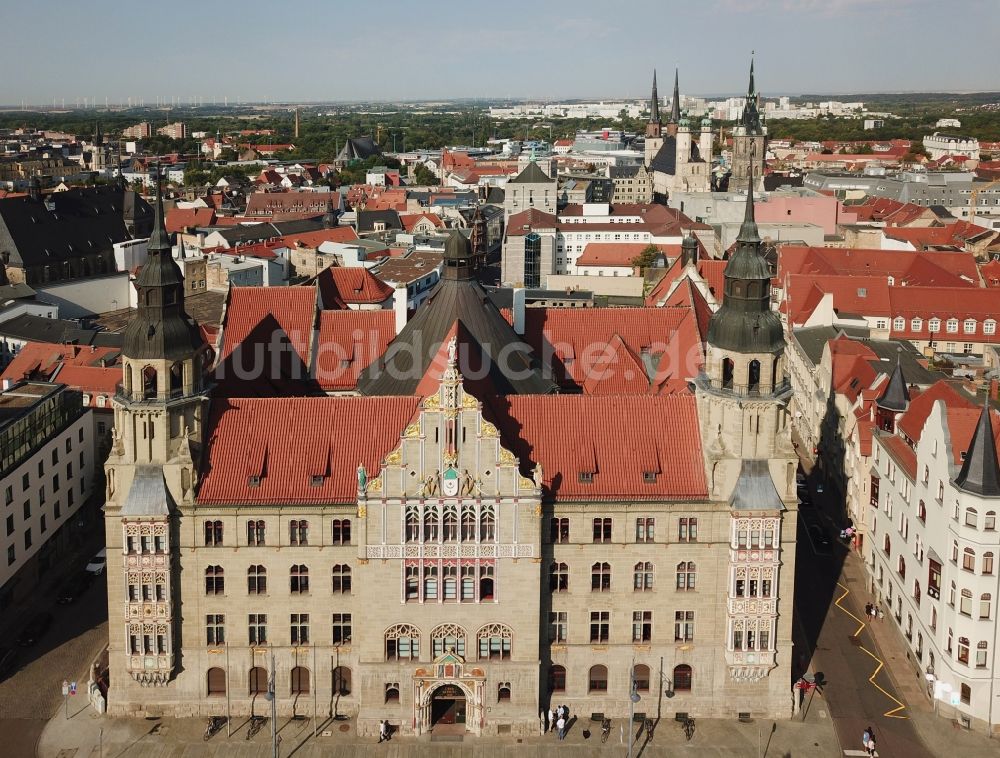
[430,683,467,727]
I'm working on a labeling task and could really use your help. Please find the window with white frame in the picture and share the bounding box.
[964,319,977,334]
[947,318,959,333]
[893,317,905,331]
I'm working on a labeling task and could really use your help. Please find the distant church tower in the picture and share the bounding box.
[667,69,681,137]
[731,57,767,192]
[694,166,798,695]
[643,70,663,168]
[104,166,209,688]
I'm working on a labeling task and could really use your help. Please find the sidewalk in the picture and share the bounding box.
[840,550,1000,758]
[38,698,842,757]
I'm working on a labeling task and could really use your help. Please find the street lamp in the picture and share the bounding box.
[627,669,641,758]
[264,649,278,758]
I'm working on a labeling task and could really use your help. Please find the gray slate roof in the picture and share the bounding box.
[356,210,402,233]
[508,162,552,185]
[0,313,122,347]
[121,465,175,517]
[729,459,786,512]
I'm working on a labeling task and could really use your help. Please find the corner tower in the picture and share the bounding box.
[731,56,767,192]
[104,165,210,689]
[694,164,797,703]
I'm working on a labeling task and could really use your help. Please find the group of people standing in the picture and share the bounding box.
[862,725,878,756]
[543,704,570,739]
[864,602,885,622]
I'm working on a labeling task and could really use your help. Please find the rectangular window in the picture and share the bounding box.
[550,517,569,543]
[249,614,267,645]
[331,519,351,545]
[679,517,698,542]
[4,486,11,506]
[632,610,652,642]
[6,545,13,565]
[290,613,309,645]
[5,515,12,537]
[549,611,567,643]
[592,517,612,543]
[589,611,610,643]
[206,614,225,645]
[674,611,694,641]
[24,528,31,549]
[635,517,655,543]
[332,613,352,645]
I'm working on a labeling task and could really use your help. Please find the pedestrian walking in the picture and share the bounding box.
[869,604,877,622]
[548,707,555,733]
[867,735,877,756]
[878,607,885,622]
[862,726,872,748]
[865,603,872,619]
[557,716,567,740]
[378,719,389,743]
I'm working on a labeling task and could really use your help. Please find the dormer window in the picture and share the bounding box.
[310,475,324,487]
[579,472,594,484]
[643,471,658,484]
[248,475,261,488]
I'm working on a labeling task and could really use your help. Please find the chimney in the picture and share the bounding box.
[393,285,408,336]
[512,286,526,335]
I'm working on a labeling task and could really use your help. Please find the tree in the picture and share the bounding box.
[631,244,662,273]
[413,163,437,186]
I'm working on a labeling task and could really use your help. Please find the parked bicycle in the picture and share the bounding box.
[683,717,696,741]
[600,718,612,743]
[203,715,226,741]
[247,715,267,740]
[644,718,655,740]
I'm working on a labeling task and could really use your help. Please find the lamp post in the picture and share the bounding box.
[264,649,278,758]
[627,669,641,758]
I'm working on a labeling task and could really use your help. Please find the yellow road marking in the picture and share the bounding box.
[834,581,909,720]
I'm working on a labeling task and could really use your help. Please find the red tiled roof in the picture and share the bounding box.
[1,342,120,385]
[581,334,654,395]
[198,396,421,504]
[896,380,975,444]
[165,207,216,234]
[784,274,891,324]
[399,212,444,232]
[219,286,317,365]
[315,310,395,390]
[315,266,394,309]
[981,259,1000,287]
[661,279,713,343]
[887,287,1000,342]
[882,222,994,250]
[245,191,340,219]
[947,407,1000,466]
[577,243,680,267]
[506,208,559,234]
[52,364,121,396]
[500,395,708,501]
[644,256,724,306]
[882,434,918,480]
[278,226,359,249]
[778,246,980,284]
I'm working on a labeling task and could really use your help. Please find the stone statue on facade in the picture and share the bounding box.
[533,463,544,489]
[422,470,440,497]
[357,464,367,492]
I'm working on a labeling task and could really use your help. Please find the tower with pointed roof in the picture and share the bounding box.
[731,56,767,192]
[694,164,797,697]
[104,164,210,689]
[954,398,1000,497]
[644,70,664,168]
[668,69,681,137]
[647,69,713,199]
[875,357,910,433]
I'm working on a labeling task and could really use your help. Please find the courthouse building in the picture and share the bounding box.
[103,174,798,736]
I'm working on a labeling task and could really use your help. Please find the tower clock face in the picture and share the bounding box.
[442,468,460,497]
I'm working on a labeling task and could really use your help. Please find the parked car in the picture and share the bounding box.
[0,646,17,677]
[85,548,107,576]
[58,573,93,604]
[17,612,53,646]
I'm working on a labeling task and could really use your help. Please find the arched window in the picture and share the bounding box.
[588,664,608,692]
[958,637,970,664]
[249,666,268,695]
[332,666,352,696]
[480,506,496,541]
[290,666,310,695]
[771,357,780,390]
[385,624,420,661]
[289,520,309,545]
[480,564,494,600]
[405,566,419,601]
[247,520,265,546]
[331,519,351,545]
[497,682,511,702]
[986,511,997,531]
[981,593,992,619]
[385,684,400,703]
[405,507,420,542]
[332,564,351,593]
[423,508,439,542]
[748,359,761,392]
[965,508,978,528]
[550,562,568,592]
[961,588,973,615]
[442,506,458,542]
[290,564,309,594]
[423,564,438,599]
[142,366,157,399]
[477,623,512,660]
[431,623,467,658]
[247,565,266,594]
[977,641,989,668]
[461,505,476,540]
[676,561,696,591]
[204,565,224,595]
[443,565,457,601]
[169,361,183,397]
[549,664,566,693]
[883,534,891,556]
[207,667,226,696]
[204,520,223,546]
[673,664,693,692]
[963,548,976,572]
[633,664,651,692]
[722,358,734,389]
[125,365,133,395]
[897,556,906,578]
[461,565,475,601]
[591,561,611,592]
[634,561,654,591]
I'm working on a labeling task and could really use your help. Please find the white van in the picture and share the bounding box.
[85,548,107,575]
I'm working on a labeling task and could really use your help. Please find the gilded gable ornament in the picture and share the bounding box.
[480,419,498,437]
[403,422,421,438]
[423,395,441,410]
[366,477,382,494]
[499,448,516,465]
[384,448,402,466]
[462,393,479,409]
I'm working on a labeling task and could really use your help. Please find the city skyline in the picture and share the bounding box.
[1,0,998,105]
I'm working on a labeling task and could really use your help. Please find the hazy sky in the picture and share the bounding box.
[3,0,998,105]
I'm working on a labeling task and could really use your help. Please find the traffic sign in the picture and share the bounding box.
[61,680,69,696]
[69,682,77,696]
